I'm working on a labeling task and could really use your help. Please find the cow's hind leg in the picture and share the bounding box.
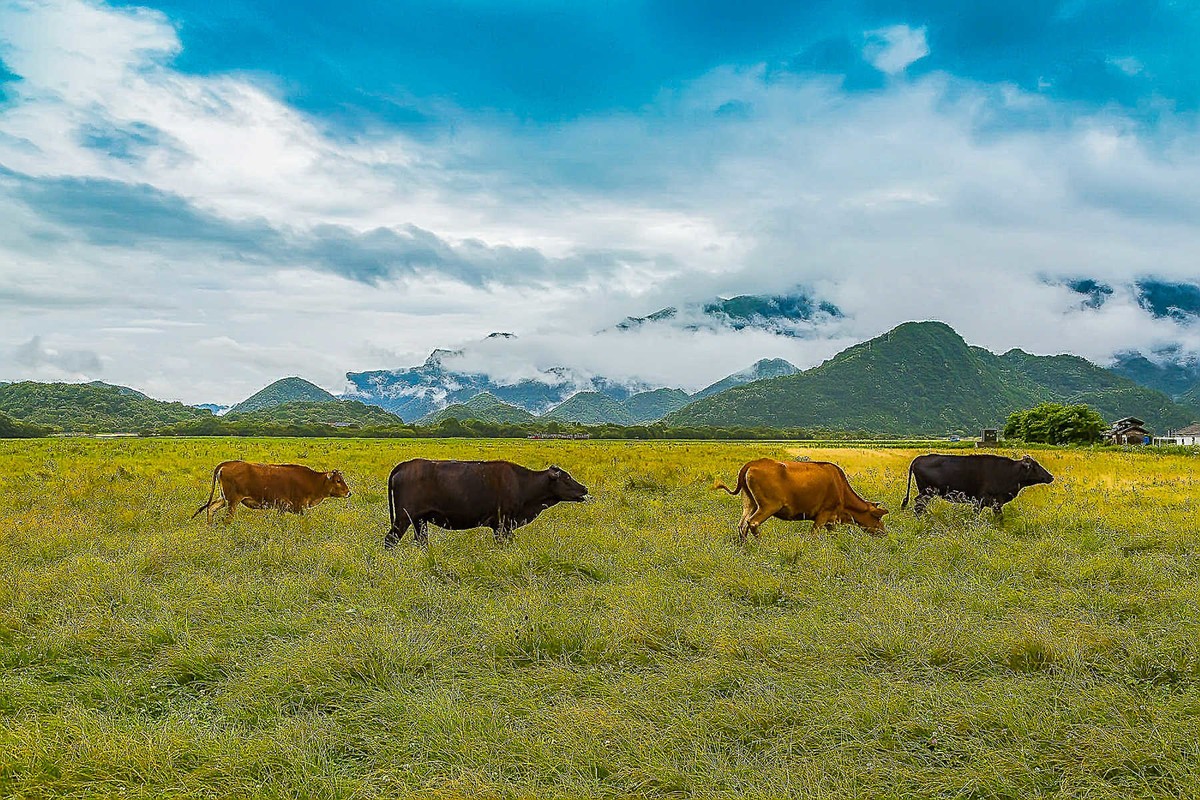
[204,498,227,524]
[737,492,758,541]
[912,491,934,516]
[414,519,430,546]
[743,502,781,541]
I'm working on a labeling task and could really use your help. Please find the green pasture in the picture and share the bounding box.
[1,438,1199,798]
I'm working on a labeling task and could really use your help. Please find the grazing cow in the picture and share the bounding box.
[385,459,589,547]
[901,453,1053,516]
[713,458,887,540]
[192,461,351,522]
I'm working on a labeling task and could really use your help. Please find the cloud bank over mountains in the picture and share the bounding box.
[1,0,1199,403]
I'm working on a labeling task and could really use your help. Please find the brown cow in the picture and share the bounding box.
[714,458,887,540]
[191,461,351,523]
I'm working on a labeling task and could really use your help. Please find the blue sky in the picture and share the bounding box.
[1,0,1199,402]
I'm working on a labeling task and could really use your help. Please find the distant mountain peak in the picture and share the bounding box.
[610,288,840,338]
[616,307,678,330]
[693,357,800,400]
[423,348,463,369]
[230,377,336,414]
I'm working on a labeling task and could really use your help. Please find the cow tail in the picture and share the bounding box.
[191,463,223,520]
[901,462,915,510]
[387,462,402,532]
[712,463,749,495]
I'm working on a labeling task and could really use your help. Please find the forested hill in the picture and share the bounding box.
[224,400,403,427]
[230,377,336,414]
[666,321,1198,434]
[0,382,211,433]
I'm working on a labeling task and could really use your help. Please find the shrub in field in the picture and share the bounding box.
[1004,402,1106,445]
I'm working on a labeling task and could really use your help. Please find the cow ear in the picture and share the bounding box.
[548,465,562,478]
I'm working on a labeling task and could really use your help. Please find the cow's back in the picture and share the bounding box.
[222,462,323,506]
[391,459,523,524]
[745,459,843,519]
[913,454,1013,493]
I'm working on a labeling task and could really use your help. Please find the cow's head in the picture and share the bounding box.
[547,465,589,502]
[326,470,352,498]
[1018,455,1054,486]
[850,502,888,534]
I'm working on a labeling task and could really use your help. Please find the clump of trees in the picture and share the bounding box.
[1004,402,1106,445]
[0,410,50,438]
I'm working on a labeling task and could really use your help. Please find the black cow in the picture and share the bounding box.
[901,453,1053,516]
[385,459,589,547]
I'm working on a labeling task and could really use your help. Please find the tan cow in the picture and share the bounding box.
[191,461,351,523]
[714,458,886,540]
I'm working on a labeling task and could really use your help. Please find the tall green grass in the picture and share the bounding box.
[1,438,1199,798]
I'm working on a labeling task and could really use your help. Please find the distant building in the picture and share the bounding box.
[975,428,999,447]
[1154,423,1200,447]
[1106,417,1152,445]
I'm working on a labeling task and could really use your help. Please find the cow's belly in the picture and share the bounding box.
[420,508,500,530]
[775,503,816,521]
[925,478,980,497]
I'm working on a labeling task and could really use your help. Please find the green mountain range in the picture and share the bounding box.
[230,377,336,414]
[418,392,537,425]
[6,321,1197,436]
[543,391,637,425]
[666,321,1198,434]
[623,388,692,423]
[0,381,211,433]
[225,399,402,427]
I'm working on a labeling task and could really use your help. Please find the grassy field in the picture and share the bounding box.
[2,438,1199,798]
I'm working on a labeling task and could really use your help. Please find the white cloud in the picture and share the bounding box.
[1108,56,1143,77]
[1,1,1200,404]
[12,334,101,376]
[862,25,930,76]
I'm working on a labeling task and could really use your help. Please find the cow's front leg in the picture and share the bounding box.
[811,510,836,532]
[384,517,410,549]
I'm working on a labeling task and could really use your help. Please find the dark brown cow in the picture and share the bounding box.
[714,458,887,540]
[902,453,1053,515]
[192,461,351,522]
[386,459,589,546]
